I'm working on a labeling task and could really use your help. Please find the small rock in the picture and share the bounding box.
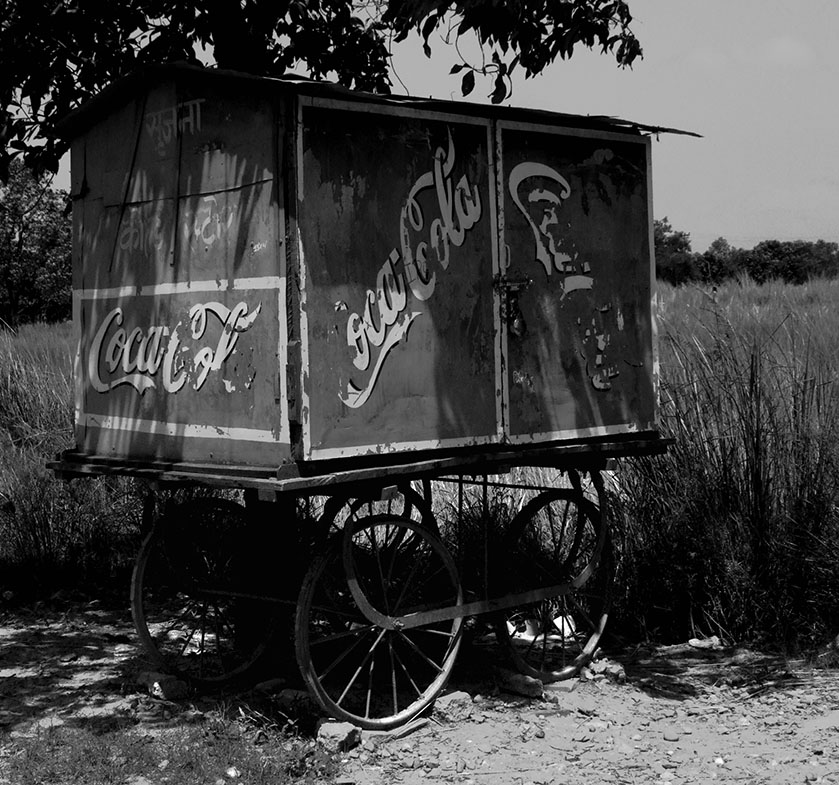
[494,667,544,699]
[182,709,206,724]
[590,659,626,682]
[253,677,286,693]
[151,677,188,701]
[225,766,241,779]
[663,728,680,742]
[688,636,722,651]
[434,690,474,722]
[545,679,578,697]
[136,671,189,701]
[317,720,362,753]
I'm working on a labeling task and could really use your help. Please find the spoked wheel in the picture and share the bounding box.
[494,478,612,682]
[131,498,281,687]
[296,515,462,729]
[318,482,437,538]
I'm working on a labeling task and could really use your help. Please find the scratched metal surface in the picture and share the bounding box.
[64,66,660,473]
[501,126,656,442]
[298,106,498,459]
[74,79,287,466]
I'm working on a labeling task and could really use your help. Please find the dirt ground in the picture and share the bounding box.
[1,599,838,785]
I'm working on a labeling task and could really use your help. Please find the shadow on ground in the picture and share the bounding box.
[613,641,813,701]
[0,600,151,734]
[0,600,833,738]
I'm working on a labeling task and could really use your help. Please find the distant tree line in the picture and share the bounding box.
[0,160,71,328]
[654,217,839,286]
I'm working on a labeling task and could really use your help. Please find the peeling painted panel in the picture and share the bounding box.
[298,104,498,458]
[73,75,289,467]
[176,88,275,195]
[499,124,655,440]
[66,66,661,474]
[79,287,280,464]
[178,180,278,282]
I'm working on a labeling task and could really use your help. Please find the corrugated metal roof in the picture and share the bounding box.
[56,62,699,140]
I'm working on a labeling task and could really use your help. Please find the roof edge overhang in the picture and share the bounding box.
[56,62,701,142]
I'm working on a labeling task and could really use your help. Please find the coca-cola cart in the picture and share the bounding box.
[51,64,668,729]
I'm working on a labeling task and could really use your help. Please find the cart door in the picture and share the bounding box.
[298,100,500,460]
[498,122,657,442]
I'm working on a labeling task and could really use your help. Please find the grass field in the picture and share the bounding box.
[613,277,839,648]
[2,277,839,650]
[0,322,142,596]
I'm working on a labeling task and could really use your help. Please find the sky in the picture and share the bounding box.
[386,0,839,252]
[53,1,839,253]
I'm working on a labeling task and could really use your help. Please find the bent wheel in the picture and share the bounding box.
[296,515,462,730]
[131,498,279,687]
[318,483,437,539]
[494,483,612,682]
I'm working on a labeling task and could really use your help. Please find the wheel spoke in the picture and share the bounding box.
[391,644,423,698]
[311,624,378,646]
[296,513,461,729]
[495,486,611,683]
[337,627,388,707]
[388,639,399,716]
[132,498,280,687]
[396,630,444,674]
[315,627,375,680]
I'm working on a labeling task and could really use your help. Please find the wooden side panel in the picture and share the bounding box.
[298,102,499,459]
[74,78,289,466]
[499,123,656,441]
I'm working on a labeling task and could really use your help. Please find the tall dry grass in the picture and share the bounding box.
[0,323,142,597]
[612,278,839,650]
[4,278,839,652]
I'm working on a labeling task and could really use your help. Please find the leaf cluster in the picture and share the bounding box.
[0,159,71,326]
[386,0,642,103]
[1,0,642,180]
[0,0,393,180]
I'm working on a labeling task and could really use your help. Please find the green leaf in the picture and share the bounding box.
[461,69,475,96]
[490,73,507,104]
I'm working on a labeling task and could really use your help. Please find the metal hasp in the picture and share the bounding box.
[55,62,665,483]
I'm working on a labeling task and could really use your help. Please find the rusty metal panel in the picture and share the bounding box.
[74,76,289,466]
[79,289,281,463]
[298,102,498,459]
[499,123,655,441]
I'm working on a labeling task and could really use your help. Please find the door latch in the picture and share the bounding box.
[494,276,532,338]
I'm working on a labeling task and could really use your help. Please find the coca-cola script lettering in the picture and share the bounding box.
[341,129,482,408]
[88,301,261,395]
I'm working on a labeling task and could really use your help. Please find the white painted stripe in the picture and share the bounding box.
[309,433,498,461]
[72,291,83,429]
[82,413,281,443]
[76,277,282,300]
[506,422,641,446]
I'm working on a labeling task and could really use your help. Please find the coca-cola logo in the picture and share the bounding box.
[88,301,261,395]
[341,129,483,408]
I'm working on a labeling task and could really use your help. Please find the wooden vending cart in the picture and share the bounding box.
[51,64,668,729]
